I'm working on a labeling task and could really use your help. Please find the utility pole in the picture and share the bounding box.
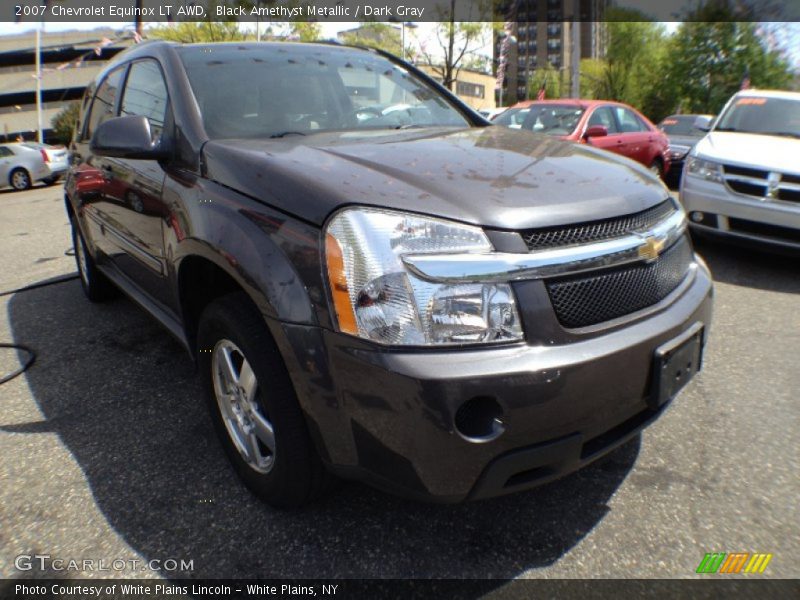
[570,0,581,98]
[35,18,43,142]
[135,0,143,38]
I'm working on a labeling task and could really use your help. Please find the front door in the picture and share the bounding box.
[100,59,173,309]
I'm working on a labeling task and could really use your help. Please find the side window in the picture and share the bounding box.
[85,67,125,140]
[120,60,169,143]
[0,146,13,158]
[614,107,647,133]
[587,106,619,134]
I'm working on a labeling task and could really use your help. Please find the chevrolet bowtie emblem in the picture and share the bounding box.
[638,235,666,261]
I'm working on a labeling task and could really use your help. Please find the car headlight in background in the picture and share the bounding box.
[685,156,723,183]
[325,208,523,346]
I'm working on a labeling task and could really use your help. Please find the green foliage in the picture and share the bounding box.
[289,22,321,43]
[340,23,402,56]
[527,63,562,100]
[666,21,794,116]
[148,22,249,43]
[574,5,795,123]
[51,102,81,145]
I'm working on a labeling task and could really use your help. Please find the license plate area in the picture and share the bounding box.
[650,323,704,409]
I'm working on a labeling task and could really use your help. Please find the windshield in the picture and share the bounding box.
[659,116,704,136]
[178,44,469,139]
[715,96,800,138]
[494,104,584,136]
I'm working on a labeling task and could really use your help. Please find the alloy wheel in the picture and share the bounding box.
[212,339,276,474]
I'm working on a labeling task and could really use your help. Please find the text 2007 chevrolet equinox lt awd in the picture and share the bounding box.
[66,42,713,507]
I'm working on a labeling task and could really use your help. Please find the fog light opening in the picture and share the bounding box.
[691,211,704,223]
[454,396,505,443]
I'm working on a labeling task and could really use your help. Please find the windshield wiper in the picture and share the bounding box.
[270,131,307,139]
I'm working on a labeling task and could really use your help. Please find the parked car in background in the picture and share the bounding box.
[494,99,671,178]
[22,142,69,184]
[478,107,508,121]
[658,114,714,187]
[67,41,712,507]
[681,89,800,253]
[0,142,67,190]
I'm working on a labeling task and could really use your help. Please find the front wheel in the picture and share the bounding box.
[197,292,330,508]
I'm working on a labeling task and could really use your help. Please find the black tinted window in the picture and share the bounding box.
[587,106,619,134]
[120,60,169,142]
[85,66,125,140]
[0,146,12,157]
[659,116,699,135]
[614,107,647,133]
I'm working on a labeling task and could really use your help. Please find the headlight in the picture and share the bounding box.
[325,208,524,346]
[685,156,723,183]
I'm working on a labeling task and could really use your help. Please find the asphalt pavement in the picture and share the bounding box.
[0,185,797,581]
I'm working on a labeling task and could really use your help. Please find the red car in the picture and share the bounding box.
[494,99,671,179]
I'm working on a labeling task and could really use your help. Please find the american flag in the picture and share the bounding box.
[495,21,514,92]
[740,67,751,90]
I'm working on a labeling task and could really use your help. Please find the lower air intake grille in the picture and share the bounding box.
[546,236,694,328]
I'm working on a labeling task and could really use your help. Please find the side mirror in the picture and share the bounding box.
[91,115,169,160]
[584,124,608,139]
[693,115,713,132]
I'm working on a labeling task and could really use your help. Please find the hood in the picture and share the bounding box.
[693,131,800,174]
[667,134,702,149]
[202,126,670,230]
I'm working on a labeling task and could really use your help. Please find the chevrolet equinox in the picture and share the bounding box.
[66,42,713,507]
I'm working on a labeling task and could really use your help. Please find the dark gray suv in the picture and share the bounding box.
[66,41,713,507]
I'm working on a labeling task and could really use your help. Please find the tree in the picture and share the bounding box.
[339,23,403,56]
[148,22,248,43]
[416,0,491,90]
[667,20,794,116]
[51,102,81,145]
[288,22,321,43]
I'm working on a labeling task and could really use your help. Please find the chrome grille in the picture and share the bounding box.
[545,236,694,328]
[722,165,800,203]
[522,200,675,251]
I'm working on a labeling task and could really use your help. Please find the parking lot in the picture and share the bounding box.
[1,184,798,581]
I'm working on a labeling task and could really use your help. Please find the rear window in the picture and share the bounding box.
[659,116,702,136]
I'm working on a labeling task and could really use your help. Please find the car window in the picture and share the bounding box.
[84,66,125,141]
[120,60,169,143]
[587,106,619,134]
[516,104,584,135]
[715,96,800,138]
[493,108,531,129]
[178,45,468,139]
[614,107,647,133]
[0,146,13,157]
[659,116,699,135]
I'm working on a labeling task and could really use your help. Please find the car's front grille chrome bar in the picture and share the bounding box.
[402,209,688,284]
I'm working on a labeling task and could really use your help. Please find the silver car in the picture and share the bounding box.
[680,90,800,252]
[0,142,68,191]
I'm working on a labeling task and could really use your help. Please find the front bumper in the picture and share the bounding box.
[681,174,800,250]
[279,258,713,502]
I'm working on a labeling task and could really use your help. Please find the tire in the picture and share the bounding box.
[71,218,118,302]
[648,160,663,180]
[10,168,32,191]
[197,292,329,508]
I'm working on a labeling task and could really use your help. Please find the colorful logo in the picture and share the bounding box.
[696,552,773,574]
